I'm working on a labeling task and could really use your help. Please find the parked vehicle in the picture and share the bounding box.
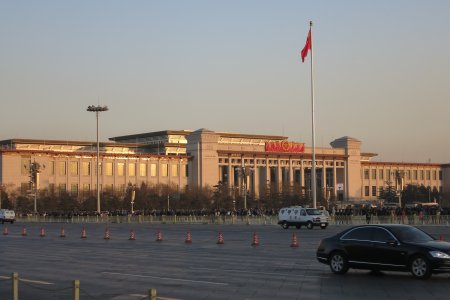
[316,224,450,279]
[0,209,16,224]
[278,206,329,229]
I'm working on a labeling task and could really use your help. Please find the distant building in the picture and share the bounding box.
[0,128,448,205]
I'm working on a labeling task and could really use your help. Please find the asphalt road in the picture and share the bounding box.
[1,222,450,300]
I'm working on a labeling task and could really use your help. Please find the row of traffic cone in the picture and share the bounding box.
[3,226,307,246]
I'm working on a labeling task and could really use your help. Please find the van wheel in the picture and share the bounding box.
[306,221,313,229]
[281,222,289,229]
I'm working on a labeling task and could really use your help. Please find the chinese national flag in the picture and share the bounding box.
[301,29,311,62]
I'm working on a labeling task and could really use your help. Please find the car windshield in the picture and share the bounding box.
[306,209,322,215]
[389,226,434,243]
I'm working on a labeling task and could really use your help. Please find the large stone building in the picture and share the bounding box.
[1,128,449,206]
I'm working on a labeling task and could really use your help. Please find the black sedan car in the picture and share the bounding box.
[316,224,450,279]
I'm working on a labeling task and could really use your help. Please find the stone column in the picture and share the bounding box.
[289,158,294,188]
[276,158,282,192]
[253,158,259,199]
[333,160,337,199]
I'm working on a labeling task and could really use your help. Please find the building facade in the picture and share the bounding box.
[1,128,449,205]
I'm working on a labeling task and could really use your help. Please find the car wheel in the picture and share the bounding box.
[329,252,349,274]
[295,224,301,229]
[320,224,327,229]
[281,222,289,229]
[410,255,432,279]
[306,221,313,229]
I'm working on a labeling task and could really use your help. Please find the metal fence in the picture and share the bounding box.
[2,273,157,300]
[16,214,450,226]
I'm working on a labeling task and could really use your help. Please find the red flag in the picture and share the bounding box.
[301,29,311,62]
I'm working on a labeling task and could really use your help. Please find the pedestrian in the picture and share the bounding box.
[365,208,372,224]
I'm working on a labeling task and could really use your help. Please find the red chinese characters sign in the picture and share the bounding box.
[265,141,305,153]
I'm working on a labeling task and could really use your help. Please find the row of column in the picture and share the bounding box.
[224,158,342,199]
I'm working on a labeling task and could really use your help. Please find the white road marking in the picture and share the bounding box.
[189,267,330,279]
[101,271,228,286]
[0,276,54,285]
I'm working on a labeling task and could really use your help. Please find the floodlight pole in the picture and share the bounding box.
[87,105,108,214]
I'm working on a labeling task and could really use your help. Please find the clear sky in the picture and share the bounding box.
[1,1,449,163]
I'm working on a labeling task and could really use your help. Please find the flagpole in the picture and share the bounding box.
[309,21,317,209]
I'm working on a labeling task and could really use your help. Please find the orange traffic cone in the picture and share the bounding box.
[60,227,66,238]
[80,226,87,239]
[217,231,224,245]
[290,232,299,248]
[439,234,444,241]
[251,232,260,247]
[185,230,192,244]
[129,228,136,241]
[104,227,111,240]
[156,229,163,242]
[3,226,8,236]
[21,226,27,236]
[39,227,45,237]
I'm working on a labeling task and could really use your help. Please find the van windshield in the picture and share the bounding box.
[306,209,322,215]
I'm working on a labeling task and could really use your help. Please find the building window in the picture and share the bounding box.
[181,164,187,177]
[364,169,369,180]
[48,161,55,176]
[150,164,157,177]
[105,162,113,176]
[371,169,377,180]
[82,162,90,176]
[185,164,189,177]
[128,163,136,177]
[71,184,78,196]
[432,170,436,180]
[139,163,147,177]
[405,170,410,180]
[426,170,430,180]
[364,186,370,197]
[439,171,442,180]
[387,170,391,181]
[419,170,424,180]
[21,182,29,193]
[59,183,66,194]
[49,183,55,194]
[161,164,168,177]
[21,156,31,175]
[413,170,418,180]
[70,162,78,176]
[379,169,384,180]
[57,162,66,176]
[117,184,125,195]
[372,186,377,197]
[171,164,178,177]
[117,162,125,176]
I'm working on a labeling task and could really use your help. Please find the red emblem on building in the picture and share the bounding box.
[265,141,305,153]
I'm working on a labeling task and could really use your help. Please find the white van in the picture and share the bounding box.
[278,206,328,229]
[0,209,16,224]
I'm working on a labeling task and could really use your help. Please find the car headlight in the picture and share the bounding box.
[429,251,450,259]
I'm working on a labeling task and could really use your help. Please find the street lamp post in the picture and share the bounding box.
[87,105,108,214]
